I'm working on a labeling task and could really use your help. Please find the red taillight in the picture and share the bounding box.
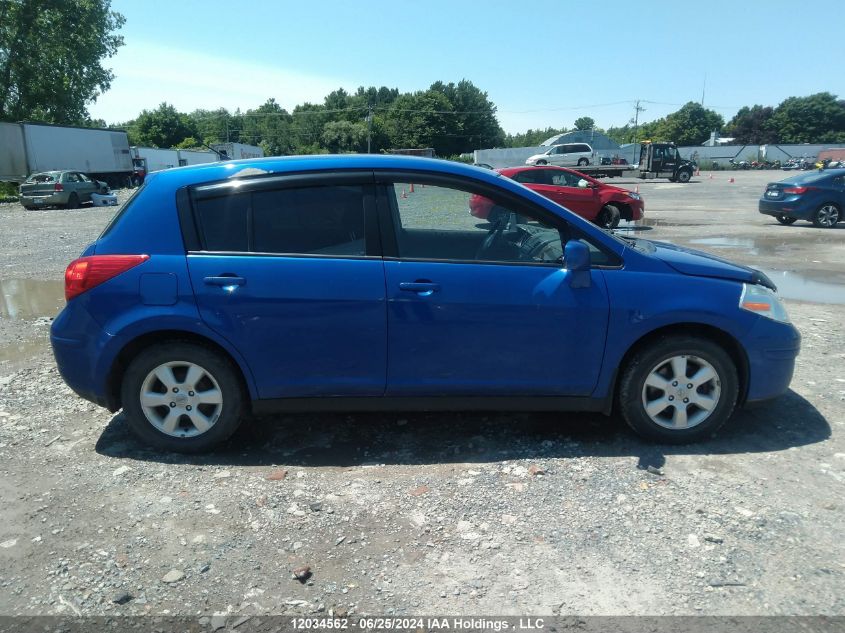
[54,183,63,191]
[64,255,149,301]
[783,186,815,195]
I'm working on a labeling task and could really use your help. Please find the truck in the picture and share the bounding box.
[0,121,134,187]
[210,142,265,160]
[573,141,695,183]
[130,147,218,185]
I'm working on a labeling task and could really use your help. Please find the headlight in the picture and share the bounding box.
[739,283,790,323]
[628,192,641,200]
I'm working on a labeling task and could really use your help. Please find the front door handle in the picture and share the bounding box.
[204,275,246,287]
[399,281,441,296]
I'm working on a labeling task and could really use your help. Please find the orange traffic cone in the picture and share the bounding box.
[634,185,639,194]
[409,183,415,193]
[729,177,735,184]
[708,173,713,180]
[401,188,407,198]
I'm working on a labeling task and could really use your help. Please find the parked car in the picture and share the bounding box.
[469,165,644,229]
[51,155,800,452]
[525,143,593,167]
[759,168,845,228]
[19,170,109,210]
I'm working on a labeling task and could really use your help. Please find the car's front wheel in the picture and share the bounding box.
[618,336,739,443]
[120,343,245,452]
[676,169,692,183]
[535,160,547,165]
[596,204,621,229]
[812,203,840,228]
[776,214,798,225]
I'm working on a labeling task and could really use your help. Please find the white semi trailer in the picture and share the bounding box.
[0,122,134,187]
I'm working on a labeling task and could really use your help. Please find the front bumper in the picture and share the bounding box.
[743,318,801,404]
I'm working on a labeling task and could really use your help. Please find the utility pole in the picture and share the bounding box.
[366,104,373,154]
[632,99,645,164]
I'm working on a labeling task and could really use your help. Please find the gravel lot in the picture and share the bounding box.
[1,170,844,619]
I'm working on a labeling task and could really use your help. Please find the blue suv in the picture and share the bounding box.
[51,155,800,452]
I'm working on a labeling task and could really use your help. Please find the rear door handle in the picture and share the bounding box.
[204,275,246,287]
[399,281,441,296]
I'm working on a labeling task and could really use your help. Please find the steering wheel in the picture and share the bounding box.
[475,214,508,260]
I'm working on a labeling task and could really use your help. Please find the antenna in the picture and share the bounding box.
[701,73,707,106]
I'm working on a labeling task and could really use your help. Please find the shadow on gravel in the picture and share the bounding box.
[95,388,830,469]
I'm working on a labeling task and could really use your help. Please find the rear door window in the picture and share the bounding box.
[193,184,366,256]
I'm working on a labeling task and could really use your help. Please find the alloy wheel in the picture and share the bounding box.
[139,361,223,437]
[641,354,721,430]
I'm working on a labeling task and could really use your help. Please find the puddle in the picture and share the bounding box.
[0,279,65,320]
[0,337,49,364]
[763,269,845,305]
[633,218,707,228]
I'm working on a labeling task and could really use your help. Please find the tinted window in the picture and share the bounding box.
[252,186,365,256]
[197,193,250,251]
[575,144,591,153]
[194,185,366,256]
[512,170,549,185]
[549,170,583,187]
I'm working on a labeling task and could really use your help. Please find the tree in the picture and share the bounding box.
[383,90,454,155]
[769,93,845,143]
[724,105,778,144]
[650,102,723,146]
[574,117,595,131]
[428,79,504,155]
[130,103,197,148]
[504,127,568,148]
[321,120,367,153]
[0,0,125,123]
[240,98,293,156]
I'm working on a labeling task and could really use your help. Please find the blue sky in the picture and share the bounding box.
[90,0,845,134]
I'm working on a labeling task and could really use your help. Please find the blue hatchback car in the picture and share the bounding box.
[759,168,845,227]
[51,155,800,452]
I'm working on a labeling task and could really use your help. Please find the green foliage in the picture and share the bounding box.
[573,116,595,131]
[175,136,201,149]
[129,102,197,148]
[769,93,845,143]
[0,0,125,123]
[649,102,724,146]
[382,90,454,154]
[321,120,367,153]
[503,127,567,148]
[724,105,777,144]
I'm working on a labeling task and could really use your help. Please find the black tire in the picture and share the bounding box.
[577,158,589,166]
[812,203,840,228]
[23,205,35,211]
[676,169,692,183]
[618,335,739,444]
[596,204,621,229]
[536,160,547,165]
[65,193,80,209]
[776,214,798,225]
[120,342,246,453]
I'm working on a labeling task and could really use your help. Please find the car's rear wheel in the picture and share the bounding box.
[120,343,245,453]
[596,204,621,229]
[812,203,840,228]
[776,214,798,225]
[65,193,80,209]
[618,336,738,443]
[577,158,589,166]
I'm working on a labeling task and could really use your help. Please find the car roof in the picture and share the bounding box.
[148,154,505,190]
[779,168,845,185]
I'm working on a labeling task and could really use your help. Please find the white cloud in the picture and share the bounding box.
[88,40,354,123]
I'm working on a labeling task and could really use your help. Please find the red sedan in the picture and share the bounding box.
[470,165,644,228]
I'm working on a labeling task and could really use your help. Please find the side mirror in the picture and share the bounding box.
[564,240,591,288]
[577,179,589,188]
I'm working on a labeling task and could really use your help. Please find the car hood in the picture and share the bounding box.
[647,240,776,290]
[527,153,549,161]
